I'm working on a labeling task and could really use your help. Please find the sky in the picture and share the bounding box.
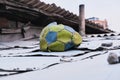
[40,0,120,33]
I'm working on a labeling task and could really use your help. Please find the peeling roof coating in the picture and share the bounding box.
[0,33,120,80]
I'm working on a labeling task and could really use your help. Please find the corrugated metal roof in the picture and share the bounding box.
[14,0,114,33]
[0,0,113,33]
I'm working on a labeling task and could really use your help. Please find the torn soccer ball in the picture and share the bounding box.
[40,22,82,52]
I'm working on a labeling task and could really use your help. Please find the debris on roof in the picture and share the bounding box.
[0,33,120,80]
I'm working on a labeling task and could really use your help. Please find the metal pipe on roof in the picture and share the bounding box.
[79,4,86,36]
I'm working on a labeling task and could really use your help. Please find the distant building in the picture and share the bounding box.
[87,17,108,29]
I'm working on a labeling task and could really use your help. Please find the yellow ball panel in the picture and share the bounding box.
[40,27,49,39]
[40,38,48,51]
[57,29,72,43]
[48,41,65,52]
[49,24,64,32]
[72,32,82,45]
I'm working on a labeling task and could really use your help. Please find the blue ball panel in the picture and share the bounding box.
[64,26,75,33]
[45,31,57,44]
[65,42,74,50]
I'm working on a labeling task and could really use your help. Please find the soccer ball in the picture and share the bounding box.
[40,22,82,52]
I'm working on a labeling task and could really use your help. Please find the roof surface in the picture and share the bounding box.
[0,33,120,80]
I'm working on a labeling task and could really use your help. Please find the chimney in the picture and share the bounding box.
[79,4,86,36]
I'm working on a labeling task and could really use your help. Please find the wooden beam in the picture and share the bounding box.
[65,13,74,19]
[43,5,53,11]
[63,11,70,17]
[38,3,46,9]
[40,4,50,10]
[44,5,58,13]
[53,7,62,13]
[58,9,66,15]
[28,0,38,6]
[33,2,42,8]
[6,6,39,17]
[26,0,35,5]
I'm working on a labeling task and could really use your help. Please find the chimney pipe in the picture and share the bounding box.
[79,4,86,36]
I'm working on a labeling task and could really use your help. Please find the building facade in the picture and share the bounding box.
[88,17,108,29]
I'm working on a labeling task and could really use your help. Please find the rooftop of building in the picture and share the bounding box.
[0,33,120,80]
